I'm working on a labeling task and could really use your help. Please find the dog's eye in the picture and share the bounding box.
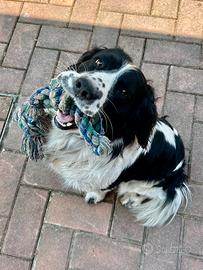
[120,89,128,96]
[95,59,103,67]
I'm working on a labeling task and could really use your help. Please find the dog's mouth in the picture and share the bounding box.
[54,109,77,130]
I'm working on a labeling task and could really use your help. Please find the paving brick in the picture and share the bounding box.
[50,0,74,5]
[183,218,203,256]
[176,0,203,41]
[90,11,122,48]
[21,48,58,96]
[3,23,39,69]
[3,186,48,258]
[22,160,65,191]
[70,232,141,270]
[55,51,81,75]
[144,40,201,67]
[0,217,7,244]
[143,216,181,270]
[168,66,203,95]
[20,3,71,27]
[163,92,195,147]
[190,123,203,183]
[0,43,6,62]
[0,151,25,216]
[142,63,168,114]
[45,192,112,235]
[101,0,152,15]
[121,14,175,39]
[32,224,72,270]
[0,1,22,42]
[3,96,27,151]
[69,0,100,30]
[181,255,203,270]
[0,120,4,133]
[111,201,144,242]
[0,67,24,93]
[152,0,179,18]
[186,185,203,217]
[195,96,203,122]
[37,25,91,52]
[118,35,145,67]
[0,96,12,120]
[0,255,30,270]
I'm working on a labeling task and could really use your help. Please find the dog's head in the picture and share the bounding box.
[56,47,157,150]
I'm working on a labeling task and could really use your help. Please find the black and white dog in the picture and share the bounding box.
[44,47,190,227]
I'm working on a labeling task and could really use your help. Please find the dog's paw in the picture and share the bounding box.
[85,191,106,204]
[120,192,142,209]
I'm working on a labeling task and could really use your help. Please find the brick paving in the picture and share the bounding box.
[0,0,202,269]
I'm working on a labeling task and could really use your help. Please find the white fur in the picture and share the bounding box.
[156,121,176,148]
[118,181,190,227]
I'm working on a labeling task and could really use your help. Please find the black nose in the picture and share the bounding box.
[74,78,94,100]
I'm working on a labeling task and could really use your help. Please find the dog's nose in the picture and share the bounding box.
[74,77,95,101]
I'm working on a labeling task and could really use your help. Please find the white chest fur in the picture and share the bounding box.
[44,125,141,193]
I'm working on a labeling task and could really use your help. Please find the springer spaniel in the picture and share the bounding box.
[44,47,190,227]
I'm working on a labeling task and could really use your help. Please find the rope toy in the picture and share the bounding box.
[14,78,112,160]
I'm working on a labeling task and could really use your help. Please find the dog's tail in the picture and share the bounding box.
[133,182,190,227]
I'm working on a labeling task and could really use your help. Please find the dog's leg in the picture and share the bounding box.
[85,190,109,204]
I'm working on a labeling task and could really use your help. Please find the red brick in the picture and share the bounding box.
[122,14,175,39]
[32,224,72,270]
[3,186,48,258]
[0,1,22,42]
[195,96,203,122]
[0,151,25,216]
[50,0,74,5]
[111,201,144,242]
[3,23,40,69]
[0,217,7,243]
[144,40,201,67]
[0,67,24,94]
[0,255,30,270]
[0,96,12,120]
[190,123,203,183]
[55,51,81,76]
[186,185,203,217]
[176,0,203,41]
[90,11,122,48]
[3,97,27,151]
[70,232,141,270]
[152,0,179,18]
[163,92,195,147]
[101,0,152,15]
[20,3,71,27]
[45,192,112,235]
[0,120,4,133]
[183,218,203,256]
[143,216,181,270]
[142,63,168,114]
[37,26,91,52]
[22,159,65,191]
[0,43,6,62]
[21,48,58,96]
[69,0,100,30]
[168,67,203,94]
[181,255,203,270]
[118,35,145,67]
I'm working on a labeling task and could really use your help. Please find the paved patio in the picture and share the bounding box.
[0,0,203,269]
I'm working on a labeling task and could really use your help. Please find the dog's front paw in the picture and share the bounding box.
[85,191,106,204]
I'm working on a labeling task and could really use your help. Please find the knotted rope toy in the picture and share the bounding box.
[14,78,112,160]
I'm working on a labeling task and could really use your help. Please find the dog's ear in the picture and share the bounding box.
[127,72,157,148]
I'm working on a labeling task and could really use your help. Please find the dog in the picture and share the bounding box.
[44,47,190,227]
